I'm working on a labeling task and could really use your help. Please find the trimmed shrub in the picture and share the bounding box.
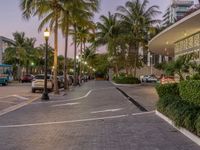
[157,95,200,135]
[191,73,200,80]
[113,76,140,84]
[196,114,200,136]
[156,94,181,115]
[183,107,200,133]
[179,80,200,106]
[155,83,179,98]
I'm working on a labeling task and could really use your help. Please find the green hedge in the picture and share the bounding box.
[113,76,140,84]
[155,83,179,98]
[191,73,200,80]
[179,80,200,106]
[157,95,200,135]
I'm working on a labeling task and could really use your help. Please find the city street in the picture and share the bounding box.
[0,81,199,150]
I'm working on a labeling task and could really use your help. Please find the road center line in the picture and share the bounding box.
[0,111,156,128]
[90,108,123,114]
[0,114,128,128]
[52,102,80,107]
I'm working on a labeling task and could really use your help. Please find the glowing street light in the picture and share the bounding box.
[41,28,50,101]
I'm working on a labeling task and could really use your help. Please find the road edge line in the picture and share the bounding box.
[156,110,200,146]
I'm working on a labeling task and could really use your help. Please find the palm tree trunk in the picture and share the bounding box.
[133,44,139,77]
[73,23,77,85]
[80,39,83,80]
[53,16,59,94]
[64,12,69,90]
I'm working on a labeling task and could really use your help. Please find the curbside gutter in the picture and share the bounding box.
[156,110,200,146]
[116,87,148,112]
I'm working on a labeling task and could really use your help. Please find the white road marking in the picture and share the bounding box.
[90,108,123,114]
[0,95,11,99]
[131,111,155,116]
[52,102,80,107]
[0,95,28,100]
[0,96,40,117]
[33,90,92,105]
[0,111,156,128]
[0,101,16,104]
[33,87,116,105]
[0,114,128,128]
[12,95,28,100]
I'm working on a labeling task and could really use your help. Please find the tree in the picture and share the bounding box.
[164,54,194,81]
[116,0,161,77]
[3,32,36,79]
[20,0,66,94]
[96,12,121,76]
[68,0,99,85]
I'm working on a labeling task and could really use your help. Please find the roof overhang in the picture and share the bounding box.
[149,9,200,57]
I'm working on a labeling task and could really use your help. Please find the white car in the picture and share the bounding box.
[31,74,53,93]
[142,75,158,83]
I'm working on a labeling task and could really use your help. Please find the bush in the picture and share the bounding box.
[155,83,179,98]
[157,95,200,135]
[156,94,181,115]
[179,80,200,106]
[196,115,200,136]
[191,73,200,80]
[113,76,140,84]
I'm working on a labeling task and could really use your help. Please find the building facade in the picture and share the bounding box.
[162,0,194,27]
[149,8,200,75]
[0,36,15,64]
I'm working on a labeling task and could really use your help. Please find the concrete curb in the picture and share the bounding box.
[156,110,200,146]
[110,81,141,87]
[0,96,40,117]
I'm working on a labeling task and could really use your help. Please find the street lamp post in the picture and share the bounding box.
[41,28,50,100]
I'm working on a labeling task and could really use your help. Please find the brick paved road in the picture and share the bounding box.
[0,83,40,112]
[0,81,199,150]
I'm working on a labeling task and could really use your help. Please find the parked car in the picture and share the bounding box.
[31,74,53,93]
[21,74,34,83]
[142,75,158,83]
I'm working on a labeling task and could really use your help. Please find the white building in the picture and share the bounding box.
[0,36,15,64]
[162,0,194,27]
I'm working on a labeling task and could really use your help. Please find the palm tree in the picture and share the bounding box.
[3,32,35,79]
[69,0,99,85]
[59,0,99,87]
[20,0,65,94]
[116,0,161,77]
[35,44,54,74]
[96,12,121,76]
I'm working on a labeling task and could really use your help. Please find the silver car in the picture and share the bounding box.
[31,74,53,93]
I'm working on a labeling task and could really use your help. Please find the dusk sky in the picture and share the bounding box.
[0,0,196,57]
